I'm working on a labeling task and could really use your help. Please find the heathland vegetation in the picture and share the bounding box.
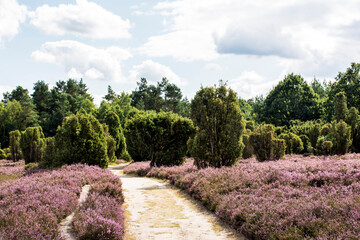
[1,62,360,239]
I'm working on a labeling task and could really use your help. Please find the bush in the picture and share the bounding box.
[322,141,333,155]
[299,134,312,154]
[272,138,286,159]
[9,130,21,161]
[332,120,352,155]
[103,111,129,160]
[106,135,116,162]
[125,111,195,167]
[3,148,11,160]
[250,124,285,161]
[0,149,6,159]
[20,127,45,164]
[308,124,321,148]
[279,133,304,154]
[242,134,253,159]
[24,162,39,171]
[54,113,109,168]
[40,137,56,167]
[321,123,331,136]
[188,85,245,168]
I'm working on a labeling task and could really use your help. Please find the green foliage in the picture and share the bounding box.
[334,92,348,122]
[308,124,321,148]
[106,134,117,162]
[41,137,56,167]
[325,63,360,121]
[250,124,285,161]
[0,149,6,159]
[242,134,253,159]
[130,78,190,117]
[54,113,109,168]
[322,141,333,155]
[9,130,21,161]
[103,111,128,159]
[188,85,245,168]
[272,138,286,160]
[20,127,45,164]
[299,134,312,154]
[321,123,331,136]
[260,74,321,126]
[24,162,39,171]
[245,120,255,131]
[278,133,304,154]
[3,148,11,160]
[125,111,195,167]
[239,98,254,120]
[332,120,352,155]
[346,107,360,152]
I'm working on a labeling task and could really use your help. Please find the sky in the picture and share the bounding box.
[0,0,360,105]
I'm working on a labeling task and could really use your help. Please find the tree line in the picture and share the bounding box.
[1,62,359,169]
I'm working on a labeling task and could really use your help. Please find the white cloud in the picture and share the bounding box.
[229,71,277,99]
[142,0,360,76]
[129,60,186,86]
[29,0,131,39]
[0,0,27,45]
[32,40,132,82]
[140,30,218,61]
[203,63,222,72]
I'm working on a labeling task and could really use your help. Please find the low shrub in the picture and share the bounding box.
[125,111,195,167]
[0,164,125,239]
[250,124,285,161]
[0,149,6,159]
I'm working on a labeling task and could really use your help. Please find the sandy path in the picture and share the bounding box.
[109,165,246,240]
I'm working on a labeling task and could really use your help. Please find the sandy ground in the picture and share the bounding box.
[109,165,246,240]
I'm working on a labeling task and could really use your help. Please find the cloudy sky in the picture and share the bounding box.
[1,0,360,104]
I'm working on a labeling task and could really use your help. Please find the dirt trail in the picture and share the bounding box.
[59,184,91,240]
[109,165,246,240]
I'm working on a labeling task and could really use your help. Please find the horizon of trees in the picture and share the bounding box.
[1,62,359,151]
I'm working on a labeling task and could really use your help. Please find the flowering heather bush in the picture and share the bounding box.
[124,155,360,239]
[73,172,125,240]
[0,164,125,240]
[123,159,197,183]
[0,160,25,183]
[123,161,151,176]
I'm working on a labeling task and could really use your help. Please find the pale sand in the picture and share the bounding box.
[109,165,246,240]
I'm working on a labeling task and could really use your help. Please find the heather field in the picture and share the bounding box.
[0,161,124,240]
[124,154,360,239]
[0,160,25,183]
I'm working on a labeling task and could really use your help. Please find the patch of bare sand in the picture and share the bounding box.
[109,167,246,240]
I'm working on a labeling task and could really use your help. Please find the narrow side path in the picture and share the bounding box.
[59,184,91,240]
[109,165,246,240]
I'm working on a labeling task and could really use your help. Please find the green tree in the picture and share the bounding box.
[249,124,285,161]
[54,113,109,168]
[188,85,245,168]
[103,111,128,159]
[334,92,348,122]
[332,120,352,155]
[125,111,195,167]
[20,127,45,164]
[325,63,360,121]
[260,74,321,126]
[278,132,304,154]
[347,107,360,152]
[9,130,21,161]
